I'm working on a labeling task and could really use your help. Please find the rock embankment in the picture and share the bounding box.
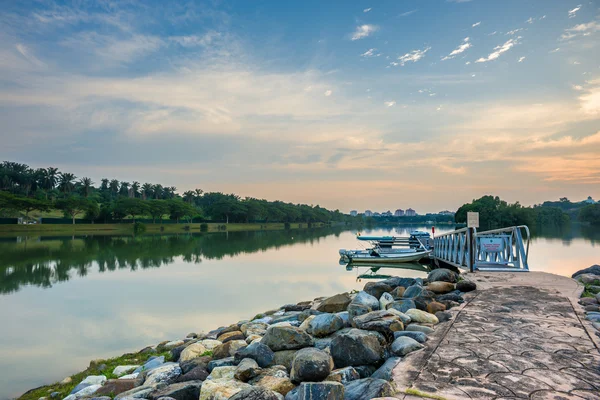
[573,264,600,337]
[43,269,478,400]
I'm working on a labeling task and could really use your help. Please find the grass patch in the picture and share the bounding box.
[405,388,449,400]
[18,350,172,400]
[581,282,600,298]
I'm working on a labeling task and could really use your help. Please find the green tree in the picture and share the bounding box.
[579,204,600,225]
[55,197,96,224]
[58,173,77,194]
[168,199,197,223]
[147,200,170,223]
[79,177,94,198]
[114,198,148,222]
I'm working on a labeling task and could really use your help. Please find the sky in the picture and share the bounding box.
[0,0,599,214]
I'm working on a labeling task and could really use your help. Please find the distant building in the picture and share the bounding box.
[364,210,373,217]
[373,212,382,217]
[383,210,393,217]
[394,209,405,217]
[585,196,597,204]
[350,210,358,216]
[405,208,416,216]
[438,210,455,215]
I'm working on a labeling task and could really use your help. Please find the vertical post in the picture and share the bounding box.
[468,227,475,273]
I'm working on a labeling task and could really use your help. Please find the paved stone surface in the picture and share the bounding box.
[393,272,600,400]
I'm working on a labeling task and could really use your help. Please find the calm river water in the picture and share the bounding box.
[0,224,598,399]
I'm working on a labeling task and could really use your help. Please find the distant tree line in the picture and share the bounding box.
[454,195,573,230]
[0,161,356,224]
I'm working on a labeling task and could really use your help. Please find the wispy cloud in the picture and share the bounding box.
[506,28,523,35]
[568,5,582,18]
[397,47,431,66]
[351,25,378,41]
[384,101,396,107]
[447,0,474,3]
[476,38,520,63]
[441,37,472,61]
[363,8,372,13]
[518,56,526,63]
[526,17,534,24]
[472,22,481,28]
[561,21,600,41]
[549,47,560,53]
[361,48,378,57]
[324,90,332,96]
[15,44,46,68]
[399,9,417,17]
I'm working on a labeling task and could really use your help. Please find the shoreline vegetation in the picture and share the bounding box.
[17,268,477,400]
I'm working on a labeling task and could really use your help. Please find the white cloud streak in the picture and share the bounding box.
[441,37,472,61]
[399,10,418,17]
[361,48,377,57]
[397,47,431,66]
[363,8,372,13]
[472,22,481,28]
[384,101,396,107]
[476,38,520,63]
[351,25,378,41]
[561,21,600,41]
[568,5,582,18]
[518,57,526,63]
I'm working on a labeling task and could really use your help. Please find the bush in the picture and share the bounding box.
[284,222,291,230]
[200,223,208,232]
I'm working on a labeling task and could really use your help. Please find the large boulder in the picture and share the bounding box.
[307,314,344,337]
[71,376,107,394]
[179,343,209,362]
[427,301,446,314]
[113,365,139,377]
[405,325,435,334]
[427,268,458,283]
[217,330,245,343]
[363,282,393,299]
[94,379,136,397]
[405,309,439,324]
[436,293,464,303]
[316,293,352,313]
[180,355,211,374]
[229,387,283,400]
[572,265,600,278]
[235,358,261,382]
[176,366,209,382]
[324,367,360,384]
[393,331,427,344]
[199,379,252,400]
[381,277,415,289]
[388,300,415,314]
[290,348,334,384]
[200,339,223,351]
[426,282,455,294]
[213,340,247,359]
[234,342,274,368]
[207,357,236,372]
[134,356,164,373]
[148,381,202,400]
[254,375,295,396]
[390,286,405,299]
[402,285,423,299]
[371,357,401,381]
[240,322,268,337]
[343,378,394,400]
[575,274,600,285]
[262,326,313,351]
[352,310,404,336]
[351,291,380,311]
[330,329,384,368]
[144,363,182,386]
[391,336,424,356]
[297,382,344,400]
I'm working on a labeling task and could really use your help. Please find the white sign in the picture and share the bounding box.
[480,237,504,253]
[467,212,479,228]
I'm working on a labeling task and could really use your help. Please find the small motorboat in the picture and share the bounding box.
[339,231,432,264]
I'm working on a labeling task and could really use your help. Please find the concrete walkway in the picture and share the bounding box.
[393,272,600,400]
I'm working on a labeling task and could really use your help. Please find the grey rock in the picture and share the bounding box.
[144,363,182,386]
[393,331,427,344]
[353,365,377,379]
[271,312,302,324]
[179,356,211,374]
[388,300,416,314]
[308,314,345,338]
[371,357,401,381]
[572,265,600,278]
[380,277,415,289]
[427,268,458,283]
[436,293,464,303]
[314,338,333,351]
[134,357,164,374]
[405,324,435,334]
[351,291,380,310]
[273,350,299,372]
[456,280,477,292]
[297,382,344,400]
[335,312,351,328]
[262,326,314,351]
[363,282,392,300]
[330,329,384,368]
[283,304,311,312]
[589,286,600,294]
[148,381,202,400]
[343,378,394,400]
[324,367,360,384]
[71,376,107,394]
[175,366,208,383]
[347,303,371,323]
[234,342,275,367]
[235,358,261,382]
[352,310,404,336]
[586,313,600,322]
[229,387,283,400]
[298,310,324,322]
[403,285,423,299]
[207,357,235,372]
[579,297,599,306]
[435,311,453,322]
[290,348,334,384]
[316,293,352,313]
[391,336,424,356]
[240,322,268,337]
[284,387,299,400]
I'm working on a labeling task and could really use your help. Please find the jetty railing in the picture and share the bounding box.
[432,227,475,272]
[432,225,530,272]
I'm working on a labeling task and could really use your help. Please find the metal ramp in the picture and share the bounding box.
[432,225,530,272]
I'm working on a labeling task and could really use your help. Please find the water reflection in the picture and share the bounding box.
[346,262,431,281]
[0,228,345,295]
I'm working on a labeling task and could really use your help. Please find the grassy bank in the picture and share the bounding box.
[0,222,329,236]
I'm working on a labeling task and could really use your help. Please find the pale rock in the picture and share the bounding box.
[112,366,140,377]
[207,366,236,380]
[405,309,439,324]
[199,379,252,400]
[179,343,209,362]
[200,339,222,351]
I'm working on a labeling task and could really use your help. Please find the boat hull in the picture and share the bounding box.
[340,250,430,263]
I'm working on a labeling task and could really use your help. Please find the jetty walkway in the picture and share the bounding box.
[393,271,600,399]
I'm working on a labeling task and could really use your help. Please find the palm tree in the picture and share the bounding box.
[183,191,195,204]
[80,177,94,197]
[120,182,130,197]
[100,178,109,193]
[109,179,120,198]
[168,186,177,199]
[194,188,203,199]
[152,184,163,199]
[58,173,77,194]
[141,183,153,200]
[45,167,59,191]
[131,181,140,198]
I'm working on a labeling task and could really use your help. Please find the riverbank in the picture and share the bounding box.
[15,266,600,400]
[0,222,332,237]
